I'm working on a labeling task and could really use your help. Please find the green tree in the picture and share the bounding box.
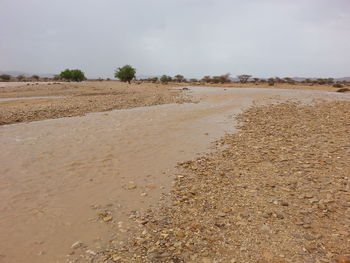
[174,74,185,83]
[0,74,11,81]
[201,76,211,83]
[59,69,85,82]
[267,78,275,86]
[17,75,25,81]
[114,65,136,84]
[32,75,40,81]
[160,75,172,84]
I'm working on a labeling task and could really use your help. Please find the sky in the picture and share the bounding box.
[1,0,350,79]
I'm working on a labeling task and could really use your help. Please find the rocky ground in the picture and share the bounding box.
[68,100,350,263]
[0,81,188,125]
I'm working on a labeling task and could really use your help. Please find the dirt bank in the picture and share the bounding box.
[86,100,350,263]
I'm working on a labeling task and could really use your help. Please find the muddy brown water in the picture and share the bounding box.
[0,87,348,263]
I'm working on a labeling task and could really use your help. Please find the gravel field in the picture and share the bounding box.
[75,100,350,263]
[0,81,188,125]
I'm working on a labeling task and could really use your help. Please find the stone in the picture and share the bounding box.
[103,215,113,222]
[335,256,350,263]
[71,241,83,249]
[261,225,272,232]
[303,234,316,241]
[86,249,96,256]
[280,201,289,206]
[276,213,285,219]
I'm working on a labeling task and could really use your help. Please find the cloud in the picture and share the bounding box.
[1,0,349,78]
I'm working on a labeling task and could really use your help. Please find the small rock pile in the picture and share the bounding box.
[74,101,350,263]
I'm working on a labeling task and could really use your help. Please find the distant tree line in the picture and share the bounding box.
[0,66,348,89]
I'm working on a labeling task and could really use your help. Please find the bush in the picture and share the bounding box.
[336,88,350,93]
[0,74,11,81]
[59,69,86,82]
[32,75,40,81]
[333,83,343,88]
[114,65,136,84]
[160,75,172,84]
[237,74,252,83]
[174,74,185,83]
[267,78,275,86]
[17,75,25,81]
[201,76,211,83]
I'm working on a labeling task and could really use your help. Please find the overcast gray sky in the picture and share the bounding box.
[1,0,349,79]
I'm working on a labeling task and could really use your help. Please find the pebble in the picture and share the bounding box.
[71,241,83,249]
[276,213,285,219]
[280,201,289,206]
[103,215,113,222]
[86,249,96,256]
[335,256,350,263]
[303,234,316,241]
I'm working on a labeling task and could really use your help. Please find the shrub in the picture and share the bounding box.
[336,88,350,93]
[114,65,136,84]
[160,75,172,84]
[174,74,185,83]
[237,74,252,83]
[59,69,86,82]
[32,75,40,81]
[333,83,343,88]
[267,78,275,86]
[17,75,25,81]
[0,74,11,81]
[283,77,296,85]
[201,76,211,83]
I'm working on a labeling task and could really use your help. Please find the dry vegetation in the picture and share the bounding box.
[73,100,350,263]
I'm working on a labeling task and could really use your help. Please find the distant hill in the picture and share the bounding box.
[0,70,55,78]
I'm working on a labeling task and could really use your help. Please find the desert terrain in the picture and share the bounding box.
[0,81,347,126]
[0,82,349,263]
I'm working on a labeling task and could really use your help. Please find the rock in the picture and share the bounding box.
[103,215,113,222]
[305,193,314,199]
[217,212,226,217]
[71,241,83,249]
[127,185,137,190]
[335,256,350,263]
[276,213,285,219]
[176,231,185,238]
[202,258,211,263]
[280,201,289,206]
[261,225,272,232]
[222,207,232,213]
[303,234,316,241]
[263,212,272,218]
[263,251,274,260]
[112,253,121,262]
[86,249,96,256]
